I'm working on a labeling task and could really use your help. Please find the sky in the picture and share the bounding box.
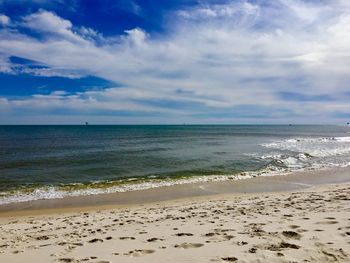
[0,0,350,124]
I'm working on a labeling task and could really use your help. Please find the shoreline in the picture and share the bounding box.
[1,166,349,217]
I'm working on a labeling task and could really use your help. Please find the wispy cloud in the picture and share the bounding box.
[0,0,350,123]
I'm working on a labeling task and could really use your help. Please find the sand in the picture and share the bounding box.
[0,182,350,262]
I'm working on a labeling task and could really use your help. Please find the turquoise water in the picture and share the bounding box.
[0,125,350,204]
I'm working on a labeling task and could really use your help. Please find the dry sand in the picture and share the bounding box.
[0,182,349,262]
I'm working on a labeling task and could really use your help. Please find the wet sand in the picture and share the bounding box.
[0,168,349,262]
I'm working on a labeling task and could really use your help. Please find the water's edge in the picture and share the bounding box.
[1,166,349,215]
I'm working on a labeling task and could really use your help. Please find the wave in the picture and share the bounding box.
[1,161,348,206]
[261,136,350,157]
[0,164,294,205]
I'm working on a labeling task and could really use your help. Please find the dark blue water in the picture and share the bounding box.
[0,125,349,204]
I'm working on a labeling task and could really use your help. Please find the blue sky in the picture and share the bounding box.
[0,0,350,124]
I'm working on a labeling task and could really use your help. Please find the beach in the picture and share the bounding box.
[1,168,349,263]
[1,0,350,261]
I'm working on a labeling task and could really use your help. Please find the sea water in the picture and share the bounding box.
[0,125,349,204]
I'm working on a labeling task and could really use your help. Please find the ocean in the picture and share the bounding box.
[0,125,349,204]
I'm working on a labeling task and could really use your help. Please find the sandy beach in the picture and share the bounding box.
[0,169,350,263]
[1,0,350,261]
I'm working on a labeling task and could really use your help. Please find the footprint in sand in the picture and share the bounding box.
[88,238,103,243]
[204,232,216,237]
[175,233,193,236]
[236,241,248,246]
[279,242,300,249]
[119,237,136,240]
[282,231,302,240]
[255,241,300,251]
[36,235,50,241]
[147,237,164,242]
[276,252,284,257]
[174,242,204,249]
[58,258,75,263]
[221,256,238,262]
[203,232,234,243]
[124,249,155,257]
[12,250,24,254]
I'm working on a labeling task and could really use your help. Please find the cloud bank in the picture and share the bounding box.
[0,0,350,124]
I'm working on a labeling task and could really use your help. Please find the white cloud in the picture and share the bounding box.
[124,28,148,46]
[0,14,10,26]
[1,1,350,123]
[22,10,95,44]
[23,9,71,33]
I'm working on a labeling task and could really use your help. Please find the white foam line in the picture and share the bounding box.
[0,172,270,205]
[1,162,350,205]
